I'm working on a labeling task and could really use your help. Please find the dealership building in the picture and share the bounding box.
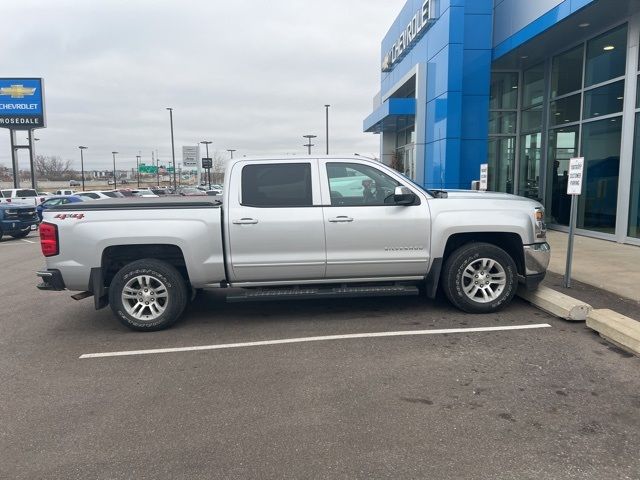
[364,0,640,244]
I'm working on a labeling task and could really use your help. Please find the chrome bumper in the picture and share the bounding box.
[524,242,551,276]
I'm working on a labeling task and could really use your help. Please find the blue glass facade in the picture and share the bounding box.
[365,0,598,190]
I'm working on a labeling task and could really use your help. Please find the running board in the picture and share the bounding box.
[226,285,419,303]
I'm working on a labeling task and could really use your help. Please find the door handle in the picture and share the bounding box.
[233,218,258,225]
[328,216,353,223]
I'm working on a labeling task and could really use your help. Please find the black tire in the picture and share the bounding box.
[10,228,30,239]
[109,259,188,331]
[441,242,517,314]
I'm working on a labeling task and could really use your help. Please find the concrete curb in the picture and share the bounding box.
[587,309,640,357]
[517,285,592,321]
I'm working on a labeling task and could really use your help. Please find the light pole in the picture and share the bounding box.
[166,107,177,191]
[111,151,118,190]
[324,104,330,155]
[227,149,236,159]
[136,154,141,188]
[303,135,317,155]
[78,146,88,191]
[200,140,212,190]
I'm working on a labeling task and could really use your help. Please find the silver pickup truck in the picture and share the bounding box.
[36,156,550,331]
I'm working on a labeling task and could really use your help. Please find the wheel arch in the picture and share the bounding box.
[441,232,525,277]
[101,244,191,290]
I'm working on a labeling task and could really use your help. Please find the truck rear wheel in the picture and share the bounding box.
[109,259,188,331]
[441,242,517,314]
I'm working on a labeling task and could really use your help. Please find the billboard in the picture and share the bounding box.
[182,145,199,168]
[0,78,46,130]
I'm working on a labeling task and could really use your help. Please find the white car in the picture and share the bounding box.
[130,189,159,198]
[77,190,124,200]
[55,189,77,196]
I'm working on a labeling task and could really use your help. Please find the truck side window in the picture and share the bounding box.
[327,162,400,206]
[241,163,312,207]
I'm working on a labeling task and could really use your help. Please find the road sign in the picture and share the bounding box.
[0,78,46,130]
[564,157,585,288]
[479,163,488,191]
[182,146,199,168]
[567,157,584,195]
[202,158,212,169]
[138,163,157,174]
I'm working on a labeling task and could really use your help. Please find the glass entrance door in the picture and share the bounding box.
[395,145,416,180]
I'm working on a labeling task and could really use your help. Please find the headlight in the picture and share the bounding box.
[534,207,546,239]
[5,209,18,218]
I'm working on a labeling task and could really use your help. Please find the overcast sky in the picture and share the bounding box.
[0,0,401,171]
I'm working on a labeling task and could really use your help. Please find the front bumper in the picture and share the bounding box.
[1,218,39,234]
[36,269,66,291]
[522,242,551,290]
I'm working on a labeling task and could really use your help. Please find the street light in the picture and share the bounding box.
[166,107,177,191]
[111,151,118,189]
[303,134,317,155]
[200,140,212,190]
[78,146,88,191]
[227,149,236,159]
[136,154,141,188]
[324,104,330,155]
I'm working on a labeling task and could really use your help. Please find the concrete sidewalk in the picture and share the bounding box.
[546,230,640,303]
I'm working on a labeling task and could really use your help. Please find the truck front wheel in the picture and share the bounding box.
[109,259,188,331]
[441,242,517,314]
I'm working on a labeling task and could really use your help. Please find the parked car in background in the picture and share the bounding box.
[0,203,39,239]
[37,195,85,221]
[131,189,159,197]
[55,189,76,196]
[179,187,207,196]
[77,190,124,200]
[69,180,81,187]
[0,188,46,206]
[37,191,53,196]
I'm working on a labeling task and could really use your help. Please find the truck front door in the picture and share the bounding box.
[226,161,326,282]
[320,160,430,279]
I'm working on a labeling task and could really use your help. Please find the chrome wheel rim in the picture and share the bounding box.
[122,275,168,321]
[461,258,507,304]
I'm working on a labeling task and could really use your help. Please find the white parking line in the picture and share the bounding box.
[79,323,552,359]
[21,239,36,244]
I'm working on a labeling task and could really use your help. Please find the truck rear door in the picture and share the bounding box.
[225,160,326,282]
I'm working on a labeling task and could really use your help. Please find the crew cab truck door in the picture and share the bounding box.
[225,160,326,282]
[320,160,430,279]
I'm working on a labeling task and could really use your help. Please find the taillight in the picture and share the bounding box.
[40,222,59,257]
[40,197,45,203]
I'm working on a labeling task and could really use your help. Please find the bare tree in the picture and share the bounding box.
[35,155,74,180]
[211,151,227,184]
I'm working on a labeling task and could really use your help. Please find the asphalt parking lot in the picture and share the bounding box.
[2,233,640,479]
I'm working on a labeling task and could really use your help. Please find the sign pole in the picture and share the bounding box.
[10,130,21,188]
[563,195,578,288]
[28,129,37,190]
[563,157,584,288]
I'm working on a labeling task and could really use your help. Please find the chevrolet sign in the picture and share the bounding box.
[0,78,46,130]
[382,0,436,72]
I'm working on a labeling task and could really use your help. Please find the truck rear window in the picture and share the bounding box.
[17,189,37,197]
[241,163,312,207]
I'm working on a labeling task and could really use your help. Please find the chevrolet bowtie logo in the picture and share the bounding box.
[0,84,36,99]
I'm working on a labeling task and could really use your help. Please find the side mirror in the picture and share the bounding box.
[394,186,416,206]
